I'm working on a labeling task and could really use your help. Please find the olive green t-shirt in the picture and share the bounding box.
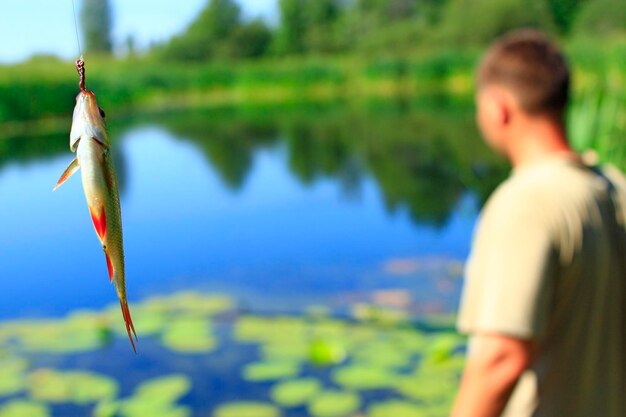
[458,155,625,417]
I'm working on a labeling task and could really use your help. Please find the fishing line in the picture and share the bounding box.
[71,0,83,59]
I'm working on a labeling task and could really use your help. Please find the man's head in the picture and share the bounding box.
[475,30,570,154]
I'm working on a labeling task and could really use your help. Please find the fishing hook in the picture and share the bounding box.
[76,58,86,91]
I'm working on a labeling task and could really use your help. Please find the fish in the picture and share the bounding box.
[54,59,137,352]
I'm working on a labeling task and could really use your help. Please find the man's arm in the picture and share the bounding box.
[450,333,535,417]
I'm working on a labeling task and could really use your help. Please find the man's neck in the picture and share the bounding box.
[507,117,574,168]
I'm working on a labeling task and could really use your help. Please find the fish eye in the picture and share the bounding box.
[98,107,106,119]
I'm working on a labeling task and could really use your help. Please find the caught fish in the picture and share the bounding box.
[54,59,137,352]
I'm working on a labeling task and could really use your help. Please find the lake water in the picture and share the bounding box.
[0,101,505,417]
[0,101,504,320]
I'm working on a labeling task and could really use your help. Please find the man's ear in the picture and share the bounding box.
[488,86,512,127]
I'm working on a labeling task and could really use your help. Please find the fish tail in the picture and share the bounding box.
[119,299,137,353]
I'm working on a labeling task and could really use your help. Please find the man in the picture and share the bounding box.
[451,29,625,417]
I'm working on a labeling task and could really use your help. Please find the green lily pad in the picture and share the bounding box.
[0,356,28,396]
[120,399,190,417]
[234,316,307,344]
[119,375,192,417]
[394,375,455,404]
[368,400,427,417]
[121,292,234,319]
[213,401,281,417]
[93,401,120,417]
[309,338,346,366]
[133,374,192,404]
[242,361,300,382]
[332,364,397,390]
[270,378,322,407]
[0,400,50,417]
[261,340,310,362]
[159,292,234,316]
[307,390,360,417]
[161,316,216,353]
[351,304,408,325]
[423,334,465,364]
[27,369,118,404]
[129,308,167,336]
[351,340,413,369]
[388,328,429,353]
[1,313,108,353]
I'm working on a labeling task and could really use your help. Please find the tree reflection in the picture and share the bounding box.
[157,109,277,191]
[156,100,505,227]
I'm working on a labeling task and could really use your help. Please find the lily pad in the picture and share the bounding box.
[119,375,192,417]
[234,316,307,344]
[423,334,465,364]
[213,401,281,417]
[161,316,216,353]
[129,308,167,335]
[242,361,300,382]
[1,314,107,353]
[332,364,397,390]
[157,292,234,316]
[351,340,413,369]
[0,356,28,396]
[120,399,190,417]
[394,375,455,404]
[388,328,429,353]
[27,369,118,404]
[307,390,360,417]
[368,400,427,417]
[261,340,310,362]
[93,401,120,417]
[0,400,49,417]
[309,338,346,366]
[133,374,192,404]
[351,304,408,324]
[270,378,322,407]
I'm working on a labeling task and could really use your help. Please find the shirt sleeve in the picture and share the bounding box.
[457,186,557,339]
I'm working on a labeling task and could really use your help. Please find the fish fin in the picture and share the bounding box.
[53,157,80,191]
[89,206,107,242]
[119,299,138,353]
[105,252,114,283]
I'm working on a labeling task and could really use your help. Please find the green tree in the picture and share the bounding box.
[80,0,113,53]
[202,0,241,40]
[157,0,241,61]
[440,0,555,45]
[304,0,345,53]
[573,0,626,36]
[340,0,429,51]
[274,0,308,54]
[546,0,588,34]
[227,19,273,59]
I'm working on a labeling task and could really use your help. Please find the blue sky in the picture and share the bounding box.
[0,0,277,64]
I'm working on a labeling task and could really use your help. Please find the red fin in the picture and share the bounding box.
[119,299,138,353]
[89,207,107,241]
[105,253,114,283]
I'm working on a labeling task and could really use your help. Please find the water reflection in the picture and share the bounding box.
[153,100,506,226]
[0,100,506,319]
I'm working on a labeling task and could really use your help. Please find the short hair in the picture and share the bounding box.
[477,29,570,116]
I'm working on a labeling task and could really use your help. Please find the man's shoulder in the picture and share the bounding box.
[489,157,612,206]
[482,160,568,214]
